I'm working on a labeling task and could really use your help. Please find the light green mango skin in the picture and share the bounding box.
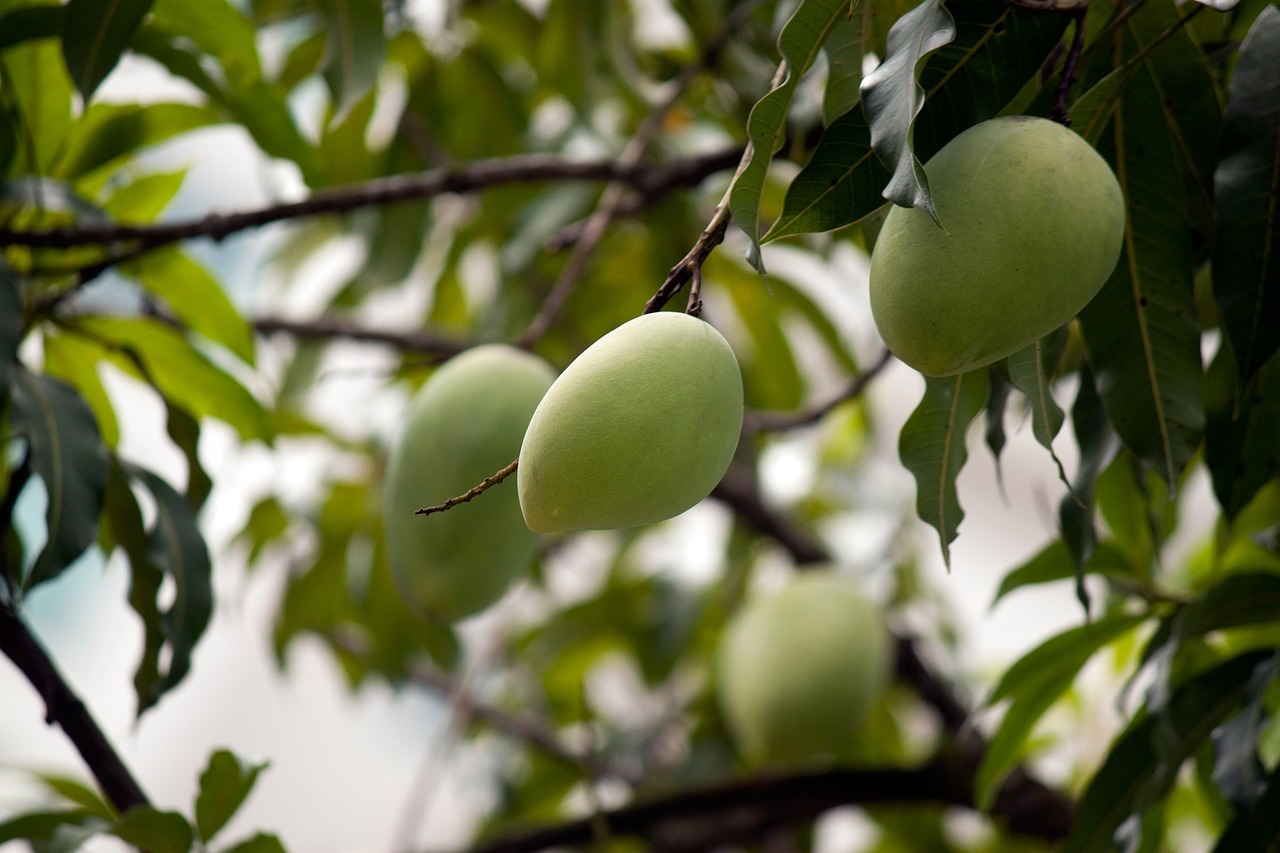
[518,312,743,533]
[715,573,892,767]
[869,115,1125,376]
[384,345,556,622]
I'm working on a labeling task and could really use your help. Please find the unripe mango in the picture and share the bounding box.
[518,312,743,532]
[715,573,892,767]
[869,116,1125,376]
[384,345,556,622]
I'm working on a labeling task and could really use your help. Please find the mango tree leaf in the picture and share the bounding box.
[1064,652,1267,853]
[0,810,98,846]
[0,264,21,397]
[109,807,193,853]
[195,750,268,844]
[61,0,153,101]
[220,833,288,853]
[976,613,1148,810]
[0,5,64,51]
[121,248,255,364]
[899,369,989,567]
[54,101,220,180]
[1213,5,1280,385]
[860,0,955,220]
[822,6,866,126]
[1142,573,1280,668]
[71,316,271,443]
[729,0,853,256]
[318,0,385,117]
[1007,332,1067,448]
[0,37,74,174]
[1074,53,1203,489]
[35,775,114,821]
[984,368,1012,479]
[767,0,1070,239]
[1212,761,1280,852]
[10,369,108,592]
[1058,367,1120,577]
[1211,653,1277,810]
[1205,345,1280,518]
[42,332,119,449]
[993,539,1132,606]
[100,169,187,223]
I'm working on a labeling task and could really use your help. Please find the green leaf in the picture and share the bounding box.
[121,248,255,364]
[768,0,1070,239]
[60,0,153,101]
[0,809,97,845]
[0,36,74,174]
[1058,367,1120,575]
[984,368,1012,481]
[899,369,989,567]
[1065,652,1268,853]
[1211,653,1277,810]
[195,750,268,843]
[72,316,271,442]
[10,369,108,591]
[1213,5,1280,385]
[318,0,385,117]
[0,5,64,51]
[36,775,114,821]
[1006,333,1066,451]
[1075,51,1204,489]
[100,169,187,223]
[0,264,21,397]
[54,101,220,180]
[1204,344,1280,519]
[220,832,288,853]
[860,0,955,220]
[822,7,866,126]
[42,331,120,448]
[1212,760,1280,852]
[729,0,853,254]
[994,539,1132,605]
[109,807,193,853]
[976,615,1146,810]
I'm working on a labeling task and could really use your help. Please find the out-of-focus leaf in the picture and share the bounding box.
[108,807,193,853]
[729,0,852,258]
[1213,5,1280,385]
[61,0,153,101]
[1211,653,1277,810]
[0,177,106,223]
[35,775,113,821]
[1143,573,1280,668]
[100,169,186,223]
[1075,54,1203,489]
[768,0,1070,239]
[976,613,1148,810]
[220,833,288,853]
[72,316,271,442]
[1212,761,1280,852]
[236,496,289,566]
[823,8,866,126]
[0,37,73,174]
[0,5,64,51]
[165,401,211,508]
[10,369,108,591]
[723,269,804,411]
[1205,345,1280,518]
[318,0,385,117]
[0,810,97,845]
[54,101,219,179]
[860,0,955,219]
[899,369,989,567]
[994,539,1132,606]
[195,750,268,844]
[1059,367,1119,574]
[42,332,119,448]
[148,0,261,71]
[0,264,21,396]
[1064,652,1267,853]
[121,248,255,364]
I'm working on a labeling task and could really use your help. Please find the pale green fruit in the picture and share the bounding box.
[518,312,743,532]
[716,573,892,767]
[384,345,556,622]
[869,115,1125,376]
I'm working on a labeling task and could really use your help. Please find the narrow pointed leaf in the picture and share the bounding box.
[1058,367,1120,571]
[1213,5,1280,385]
[822,6,866,125]
[1211,654,1277,810]
[899,370,989,566]
[10,370,108,591]
[318,0,386,117]
[54,101,220,179]
[729,0,855,253]
[860,0,955,218]
[0,265,21,398]
[61,0,153,101]
[43,332,120,449]
[195,750,268,844]
[1205,345,1280,518]
[1007,333,1066,450]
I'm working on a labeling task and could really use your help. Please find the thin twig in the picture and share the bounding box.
[416,459,519,516]
[643,198,733,315]
[743,348,894,432]
[1048,5,1090,124]
[254,315,471,357]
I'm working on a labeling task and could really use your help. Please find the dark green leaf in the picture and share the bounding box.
[1213,5,1280,385]
[165,402,212,508]
[1205,345,1280,518]
[1064,652,1267,853]
[984,368,1012,481]
[822,9,866,126]
[899,369,989,567]
[100,169,187,223]
[195,750,268,843]
[109,807,193,853]
[1212,760,1280,853]
[1075,52,1203,489]
[54,101,220,179]
[220,832,288,853]
[61,0,153,101]
[0,263,21,398]
[729,0,853,253]
[0,5,65,51]
[1006,332,1066,451]
[1211,653,1277,810]
[42,331,120,448]
[0,809,97,845]
[1058,366,1119,574]
[36,775,114,821]
[318,0,385,117]
[860,0,955,219]
[0,38,74,174]
[768,1,1070,239]
[10,369,108,591]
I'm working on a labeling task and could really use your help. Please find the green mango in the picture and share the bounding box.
[518,312,743,532]
[716,572,892,767]
[870,116,1125,376]
[384,345,556,622]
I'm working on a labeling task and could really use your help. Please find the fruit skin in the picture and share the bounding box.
[384,345,556,622]
[715,573,892,767]
[869,115,1125,376]
[518,312,743,533]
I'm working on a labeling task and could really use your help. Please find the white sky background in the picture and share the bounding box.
[0,2,1223,851]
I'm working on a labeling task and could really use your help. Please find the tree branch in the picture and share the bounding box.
[253,315,470,356]
[0,598,150,815]
[743,348,894,433]
[416,459,519,517]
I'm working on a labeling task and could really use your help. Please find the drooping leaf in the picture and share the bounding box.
[1204,345,1280,518]
[0,36,74,174]
[1064,652,1268,853]
[164,402,212,509]
[42,331,119,449]
[1058,366,1120,572]
[1143,572,1280,667]
[729,0,854,257]
[54,101,220,180]
[195,750,268,844]
[976,613,1148,810]
[1075,50,1204,489]
[859,0,955,219]
[993,539,1132,606]
[60,0,153,101]
[767,0,1071,239]
[0,263,21,397]
[10,369,108,591]
[899,369,989,567]
[318,0,385,117]
[1213,5,1280,385]
[109,807,193,853]
[822,4,867,126]
[1007,331,1073,509]
[984,367,1012,480]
